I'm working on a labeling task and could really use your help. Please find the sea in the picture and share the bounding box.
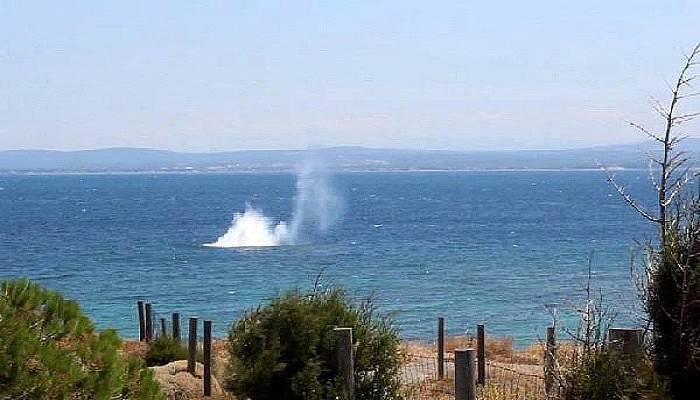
[0,170,657,343]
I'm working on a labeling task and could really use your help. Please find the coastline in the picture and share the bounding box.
[0,167,646,176]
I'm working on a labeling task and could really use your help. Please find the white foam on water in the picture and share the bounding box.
[204,205,290,248]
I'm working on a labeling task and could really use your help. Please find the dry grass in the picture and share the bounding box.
[401,382,454,400]
[403,335,545,365]
[479,384,544,400]
[401,380,544,400]
[211,339,230,383]
[401,335,555,400]
[121,340,148,359]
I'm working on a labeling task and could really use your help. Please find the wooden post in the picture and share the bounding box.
[437,317,445,379]
[188,317,198,375]
[334,327,355,400]
[203,320,212,397]
[137,301,146,342]
[172,312,181,341]
[545,327,556,398]
[477,324,485,385]
[144,303,153,342]
[160,317,167,337]
[455,348,476,400]
[609,328,643,356]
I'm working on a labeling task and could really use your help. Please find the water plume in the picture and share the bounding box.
[204,205,290,248]
[205,154,342,248]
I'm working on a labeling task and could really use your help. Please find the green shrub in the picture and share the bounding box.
[145,335,189,367]
[225,287,403,400]
[563,349,633,400]
[0,278,163,400]
[562,348,668,400]
[646,221,700,399]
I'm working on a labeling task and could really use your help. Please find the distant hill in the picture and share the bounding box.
[2,140,700,173]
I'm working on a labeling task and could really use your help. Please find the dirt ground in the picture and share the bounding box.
[123,336,551,400]
[122,339,232,400]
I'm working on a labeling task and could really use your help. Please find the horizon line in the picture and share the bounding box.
[0,139,681,155]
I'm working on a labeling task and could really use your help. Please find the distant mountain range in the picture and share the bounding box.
[2,140,700,173]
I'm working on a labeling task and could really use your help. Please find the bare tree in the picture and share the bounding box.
[604,43,700,399]
[605,43,700,247]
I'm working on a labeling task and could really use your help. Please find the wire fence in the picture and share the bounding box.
[481,361,546,400]
[401,354,454,399]
[401,352,546,400]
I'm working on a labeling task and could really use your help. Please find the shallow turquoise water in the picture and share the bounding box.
[0,171,655,342]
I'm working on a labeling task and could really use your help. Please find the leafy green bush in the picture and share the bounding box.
[225,287,403,400]
[0,278,163,400]
[145,335,189,367]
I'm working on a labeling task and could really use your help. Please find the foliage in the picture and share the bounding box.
[643,203,700,399]
[225,286,403,400]
[562,348,667,400]
[555,261,666,400]
[145,335,189,367]
[0,278,163,400]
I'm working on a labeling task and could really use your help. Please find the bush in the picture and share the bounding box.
[0,279,163,400]
[555,263,667,400]
[563,348,669,400]
[145,335,189,367]
[563,349,634,400]
[646,219,700,399]
[225,287,403,400]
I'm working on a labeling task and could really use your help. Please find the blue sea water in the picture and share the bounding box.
[0,171,656,342]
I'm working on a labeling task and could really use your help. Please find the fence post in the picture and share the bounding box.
[608,328,643,356]
[437,317,445,379]
[160,318,167,338]
[137,301,146,342]
[334,327,355,400]
[455,348,476,400]
[203,320,212,397]
[172,312,181,341]
[477,324,485,385]
[188,317,198,375]
[144,303,153,342]
[545,326,557,398]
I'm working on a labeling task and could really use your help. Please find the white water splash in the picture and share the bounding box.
[204,205,290,248]
[205,155,342,248]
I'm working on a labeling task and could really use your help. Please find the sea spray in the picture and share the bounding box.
[205,154,342,248]
[203,205,290,247]
[287,157,343,242]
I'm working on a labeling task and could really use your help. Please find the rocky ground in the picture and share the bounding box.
[122,340,232,400]
[150,360,231,400]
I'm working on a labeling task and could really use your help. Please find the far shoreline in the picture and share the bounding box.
[0,167,650,176]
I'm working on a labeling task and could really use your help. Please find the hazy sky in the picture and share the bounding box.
[1,1,699,152]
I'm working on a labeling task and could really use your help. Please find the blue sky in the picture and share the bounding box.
[1,1,699,151]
